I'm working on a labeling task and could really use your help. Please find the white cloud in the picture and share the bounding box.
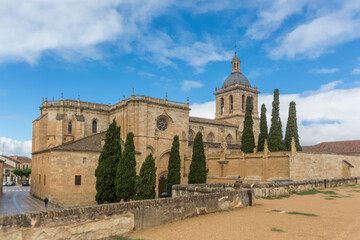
[190,101,215,119]
[0,137,31,157]
[0,0,231,70]
[138,71,156,78]
[352,68,360,74]
[246,0,309,40]
[309,68,339,74]
[269,1,360,59]
[181,80,204,91]
[190,81,360,146]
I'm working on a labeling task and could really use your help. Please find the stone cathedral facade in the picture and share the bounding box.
[31,54,261,206]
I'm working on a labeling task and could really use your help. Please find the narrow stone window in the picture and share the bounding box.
[39,174,41,184]
[44,175,46,185]
[75,175,81,186]
[242,95,245,112]
[207,133,214,143]
[226,134,232,144]
[221,98,224,115]
[188,130,194,142]
[68,121,72,134]
[230,95,233,113]
[82,157,86,164]
[92,120,97,133]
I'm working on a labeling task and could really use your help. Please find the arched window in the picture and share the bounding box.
[68,121,72,134]
[92,120,97,133]
[242,95,245,112]
[221,97,224,115]
[230,95,233,113]
[207,133,214,143]
[226,134,232,144]
[188,130,194,142]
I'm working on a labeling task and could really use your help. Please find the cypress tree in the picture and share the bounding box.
[134,153,157,200]
[241,96,255,153]
[188,131,207,184]
[268,89,286,152]
[166,135,181,196]
[95,119,121,204]
[115,132,137,202]
[257,104,268,152]
[285,101,302,151]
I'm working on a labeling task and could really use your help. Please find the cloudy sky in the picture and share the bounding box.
[1,0,360,157]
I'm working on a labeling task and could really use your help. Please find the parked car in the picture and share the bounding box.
[2,182,7,186]
[22,180,30,186]
[6,181,15,186]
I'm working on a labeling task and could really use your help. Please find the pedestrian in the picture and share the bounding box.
[44,197,48,207]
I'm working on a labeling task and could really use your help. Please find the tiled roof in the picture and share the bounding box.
[50,131,106,152]
[302,140,360,155]
[189,116,236,127]
[0,155,20,163]
[4,163,14,169]
[9,156,31,163]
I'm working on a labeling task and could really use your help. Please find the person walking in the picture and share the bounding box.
[44,197,49,208]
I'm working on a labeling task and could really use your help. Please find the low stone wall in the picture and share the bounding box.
[246,177,359,197]
[173,178,359,199]
[0,189,251,240]
[172,183,243,197]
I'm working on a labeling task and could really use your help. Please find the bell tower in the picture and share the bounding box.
[214,51,260,143]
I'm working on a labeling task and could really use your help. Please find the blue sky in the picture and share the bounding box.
[1,0,360,156]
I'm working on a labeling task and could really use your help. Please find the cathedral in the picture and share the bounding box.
[31,53,261,206]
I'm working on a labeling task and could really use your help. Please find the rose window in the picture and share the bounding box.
[157,119,167,131]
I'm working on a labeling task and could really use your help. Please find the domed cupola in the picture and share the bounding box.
[222,51,250,88]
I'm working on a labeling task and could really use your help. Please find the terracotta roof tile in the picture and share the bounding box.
[9,156,31,163]
[302,140,360,155]
[189,116,236,127]
[3,163,14,168]
[0,155,20,163]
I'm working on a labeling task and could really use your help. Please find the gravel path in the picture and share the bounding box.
[124,184,360,240]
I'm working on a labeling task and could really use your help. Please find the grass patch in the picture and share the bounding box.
[348,190,360,193]
[295,189,319,195]
[295,189,338,196]
[271,228,284,232]
[287,211,318,217]
[115,237,145,240]
[321,190,338,195]
[324,197,334,200]
[261,194,291,200]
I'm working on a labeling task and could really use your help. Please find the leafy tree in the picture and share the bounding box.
[11,169,31,182]
[268,89,286,152]
[166,135,181,196]
[188,131,207,184]
[95,119,121,204]
[134,153,157,200]
[116,132,137,202]
[285,101,302,151]
[257,104,268,152]
[241,96,256,153]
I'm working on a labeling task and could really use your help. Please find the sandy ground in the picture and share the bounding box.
[124,184,360,240]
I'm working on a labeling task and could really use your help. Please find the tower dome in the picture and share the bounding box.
[222,52,250,88]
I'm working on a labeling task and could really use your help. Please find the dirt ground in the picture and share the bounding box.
[124,184,360,240]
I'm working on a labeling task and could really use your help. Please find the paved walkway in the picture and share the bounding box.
[125,184,360,240]
[0,186,59,215]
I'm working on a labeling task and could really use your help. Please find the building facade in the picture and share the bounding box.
[31,54,261,206]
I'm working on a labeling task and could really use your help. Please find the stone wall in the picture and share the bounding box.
[173,177,359,199]
[245,177,359,198]
[291,152,360,180]
[0,189,251,240]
